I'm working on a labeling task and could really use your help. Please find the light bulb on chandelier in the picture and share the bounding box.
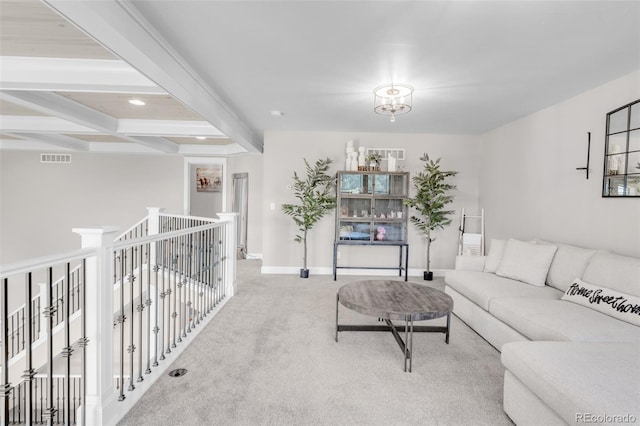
[373,83,413,123]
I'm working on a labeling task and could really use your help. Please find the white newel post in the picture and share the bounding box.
[73,226,119,426]
[216,213,238,297]
[146,207,164,235]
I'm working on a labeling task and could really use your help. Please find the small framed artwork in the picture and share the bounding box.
[196,166,222,192]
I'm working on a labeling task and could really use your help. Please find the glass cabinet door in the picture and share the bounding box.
[336,171,409,243]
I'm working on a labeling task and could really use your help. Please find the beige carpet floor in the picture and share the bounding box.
[118,260,513,426]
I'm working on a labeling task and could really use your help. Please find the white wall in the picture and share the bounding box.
[479,70,640,257]
[0,151,184,264]
[262,131,482,274]
[226,153,263,257]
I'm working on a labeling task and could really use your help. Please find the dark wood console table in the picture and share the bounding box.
[333,241,408,281]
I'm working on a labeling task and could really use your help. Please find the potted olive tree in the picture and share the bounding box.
[282,158,337,278]
[404,153,458,280]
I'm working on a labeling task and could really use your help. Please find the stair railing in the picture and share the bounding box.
[1,248,93,426]
[0,208,237,425]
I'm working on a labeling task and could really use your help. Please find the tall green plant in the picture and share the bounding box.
[281,158,337,272]
[404,153,458,275]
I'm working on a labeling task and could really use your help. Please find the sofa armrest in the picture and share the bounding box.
[454,255,486,271]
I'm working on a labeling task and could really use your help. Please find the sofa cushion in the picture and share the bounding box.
[501,342,640,425]
[483,239,506,273]
[582,251,640,297]
[561,278,640,326]
[444,270,562,312]
[536,240,598,291]
[490,297,640,342]
[496,239,558,286]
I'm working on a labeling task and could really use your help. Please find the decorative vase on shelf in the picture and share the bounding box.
[387,154,397,172]
[358,147,366,169]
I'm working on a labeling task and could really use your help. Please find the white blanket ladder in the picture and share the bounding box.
[457,208,485,256]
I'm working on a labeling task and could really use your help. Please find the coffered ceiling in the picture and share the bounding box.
[1,1,639,156]
[0,0,239,155]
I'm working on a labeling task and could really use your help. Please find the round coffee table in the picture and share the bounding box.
[335,280,453,372]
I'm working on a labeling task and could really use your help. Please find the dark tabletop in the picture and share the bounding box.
[338,280,453,321]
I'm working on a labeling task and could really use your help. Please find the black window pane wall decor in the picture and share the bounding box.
[603,99,640,197]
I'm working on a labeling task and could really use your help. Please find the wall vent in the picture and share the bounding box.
[366,148,406,161]
[41,153,72,164]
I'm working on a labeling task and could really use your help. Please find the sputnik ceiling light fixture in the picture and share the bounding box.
[373,83,413,123]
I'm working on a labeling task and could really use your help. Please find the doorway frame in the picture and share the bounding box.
[183,156,228,216]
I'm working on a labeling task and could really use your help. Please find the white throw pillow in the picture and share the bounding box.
[536,239,598,291]
[496,239,557,286]
[483,239,506,273]
[561,278,640,326]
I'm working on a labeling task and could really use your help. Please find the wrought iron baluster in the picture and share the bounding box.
[167,240,175,353]
[44,267,57,424]
[171,239,177,350]
[1,277,11,426]
[137,244,144,383]
[63,262,73,426]
[117,251,126,401]
[159,239,166,362]
[177,235,184,343]
[209,231,215,311]
[146,242,152,375]
[219,231,224,304]
[206,228,212,315]
[195,231,202,325]
[23,273,35,425]
[79,258,87,426]
[128,247,136,392]
[152,240,160,368]
[186,233,193,334]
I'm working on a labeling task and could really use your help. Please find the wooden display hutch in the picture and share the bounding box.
[333,171,410,280]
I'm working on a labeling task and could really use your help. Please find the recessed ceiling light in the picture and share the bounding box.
[128,99,146,106]
[270,110,284,117]
[196,136,206,140]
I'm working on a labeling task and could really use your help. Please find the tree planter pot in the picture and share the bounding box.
[300,269,309,278]
[423,271,433,281]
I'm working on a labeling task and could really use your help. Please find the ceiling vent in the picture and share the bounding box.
[41,153,72,164]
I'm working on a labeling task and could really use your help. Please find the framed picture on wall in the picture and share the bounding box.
[196,166,222,192]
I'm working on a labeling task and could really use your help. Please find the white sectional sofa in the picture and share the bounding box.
[444,239,640,425]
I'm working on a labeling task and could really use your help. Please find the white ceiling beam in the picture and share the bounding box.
[0,90,179,153]
[178,144,249,156]
[44,0,262,153]
[6,132,90,151]
[1,90,115,130]
[118,119,225,137]
[0,56,166,94]
[0,116,99,134]
[0,115,223,139]
[0,137,243,156]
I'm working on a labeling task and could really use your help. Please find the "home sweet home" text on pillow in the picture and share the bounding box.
[561,278,640,326]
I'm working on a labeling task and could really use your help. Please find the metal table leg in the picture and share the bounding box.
[335,294,339,342]
[445,313,450,344]
[409,317,414,372]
